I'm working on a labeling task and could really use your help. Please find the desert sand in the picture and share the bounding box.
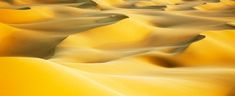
[0,0,235,96]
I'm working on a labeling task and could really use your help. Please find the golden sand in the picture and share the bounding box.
[0,0,235,96]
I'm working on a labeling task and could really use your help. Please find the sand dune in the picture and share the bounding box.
[0,0,235,96]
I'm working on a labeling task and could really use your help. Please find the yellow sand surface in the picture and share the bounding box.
[0,0,235,96]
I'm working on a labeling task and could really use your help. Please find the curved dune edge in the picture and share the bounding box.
[0,7,54,24]
[172,30,235,66]
[0,0,235,96]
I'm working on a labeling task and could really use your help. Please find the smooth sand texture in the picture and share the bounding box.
[0,0,235,96]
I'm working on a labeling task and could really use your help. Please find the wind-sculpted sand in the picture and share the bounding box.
[0,0,235,96]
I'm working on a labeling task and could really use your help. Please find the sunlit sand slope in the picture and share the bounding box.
[0,0,235,96]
